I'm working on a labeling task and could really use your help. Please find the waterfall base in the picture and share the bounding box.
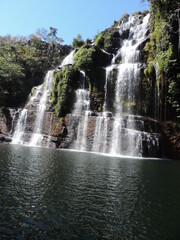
[63,113,162,158]
[0,107,175,159]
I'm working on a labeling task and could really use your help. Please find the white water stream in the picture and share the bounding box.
[11,16,160,157]
[12,109,28,144]
[91,13,152,156]
[59,50,75,68]
[12,70,54,146]
[110,14,150,156]
[72,71,91,151]
[12,50,76,147]
[29,70,54,146]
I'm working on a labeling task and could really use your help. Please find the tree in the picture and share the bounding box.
[0,29,68,106]
[72,34,84,49]
[35,28,48,42]
[48,27,64,44]
[35,27,64,44]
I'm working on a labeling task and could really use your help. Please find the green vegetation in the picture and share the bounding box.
[73,45,102,111]
[0,0,179,125]
[112,11,149,27]
[144,0,180,121]
[118,13,130,25]
[73,45,96,75]
[0,28,70,107]
[73,44,112,111]
[105,68,117,112]
[51,66,79,116]
[72,34,85,49]
[94,28,119,52]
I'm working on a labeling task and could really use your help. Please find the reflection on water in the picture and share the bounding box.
[0,144,180,239]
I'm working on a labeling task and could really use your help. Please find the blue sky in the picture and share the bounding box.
[0,0,149,45]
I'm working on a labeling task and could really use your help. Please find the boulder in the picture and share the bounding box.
[0,134,12,143]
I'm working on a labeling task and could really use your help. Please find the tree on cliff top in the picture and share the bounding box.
[72,34,84,49]
[36,27,64,45]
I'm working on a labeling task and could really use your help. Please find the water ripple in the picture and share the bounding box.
[0,145,180,239]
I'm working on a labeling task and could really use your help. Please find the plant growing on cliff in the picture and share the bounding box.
[73,46,95,75]
[36,27,64,44]
[94,28,119,52]
[118,13,129,24]
[51,67,79,117]
[72,34,84,49]
[144,0,180,121]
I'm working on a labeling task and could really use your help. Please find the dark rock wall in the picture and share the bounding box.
[0,108,15,142]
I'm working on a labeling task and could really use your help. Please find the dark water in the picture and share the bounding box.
[0,145,180,240]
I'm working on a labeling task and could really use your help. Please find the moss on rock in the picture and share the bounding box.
[94,28,120,54]
[144,1,179,121]
[73,44,112,111]
[51,66,79,117]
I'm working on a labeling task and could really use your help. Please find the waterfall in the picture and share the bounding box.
[91,64,115,153]
[11,15,161,157]
[59,50,75,68]
[11,50,78,147]
[92,112,110,153]
[109,14,150,156]
[75,110,91,151]
[103,65,116,111]
[61,69,90,151]
[12,70,54,146]
[46,112,53,147]
[12,50,77,147]
[67,71,91,151]
[12,109,28,144]
[90,13,153,157]
[154,62,160,120]
[29,71,54,146]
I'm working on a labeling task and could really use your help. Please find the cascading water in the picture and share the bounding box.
[12,70,54,146]
[70,71,91,151]
[11,16,161,157]
[154,62,160,120]
[12,109,28,144]
[73,72,89,116]
[59,49,75,68]
[12,50,76,147]
[29,70,54,146]
[103,65,116,111]
[109,14,150,156]
[68,13,160,157]
[92,111,110,153]
[90,13,160,157]
[91,65,115,153]
[110,14,150,156]
[46,112,53,147]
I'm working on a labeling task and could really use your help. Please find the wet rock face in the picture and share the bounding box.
[94,28,121,54]
[0,134,12,143]
[141,133,162,158]
[28,110,68,148]
[63,113,162,158]
[1,13,176,159]
[46,112,68,148]
[0,108,13,134]
[93,45,113,67]
[0,108,16,142]
[161,123,180,159]
[0,106,162,158]
[2,104,68,148]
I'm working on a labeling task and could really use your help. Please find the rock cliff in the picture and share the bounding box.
[0,6,179,159]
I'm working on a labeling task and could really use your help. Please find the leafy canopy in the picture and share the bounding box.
[72,34,84,49]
